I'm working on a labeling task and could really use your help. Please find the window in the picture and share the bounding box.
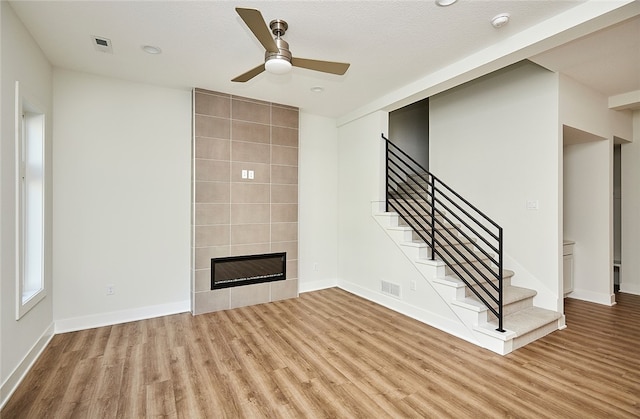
[16,81,46,319]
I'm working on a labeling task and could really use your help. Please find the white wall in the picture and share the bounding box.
[1,1,54,407]
[298,113,339,292]
[559,74,616,140]
[336,111,473,341]
[558,75,632,305]
[429,61,561,312]
[52,69,192,331]
[563,139,613,304]
[621,111,640,295]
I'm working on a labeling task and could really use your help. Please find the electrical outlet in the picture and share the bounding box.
[248,170,254,180]
[241,169,248,179]
[106,284,115,295]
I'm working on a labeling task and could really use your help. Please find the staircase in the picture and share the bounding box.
[376,136,562,355]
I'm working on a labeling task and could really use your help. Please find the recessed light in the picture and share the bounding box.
[491,13,510,28]
[435,0,458,6]
[142,45,162,54]
[310,86,324,93]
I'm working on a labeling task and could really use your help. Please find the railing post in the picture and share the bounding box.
[385,137,389,212]
[496,227,505,332]
[430,174,436,260]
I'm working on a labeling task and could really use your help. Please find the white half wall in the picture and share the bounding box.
[1,1,54,408]
[52,69,192,329]
[429,61,561,312]
[298,113,339,292]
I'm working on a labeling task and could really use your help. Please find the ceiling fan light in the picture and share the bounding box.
[265,57,292,74]
[435,0,457,6]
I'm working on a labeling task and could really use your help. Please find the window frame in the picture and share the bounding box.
[15,81,47,320]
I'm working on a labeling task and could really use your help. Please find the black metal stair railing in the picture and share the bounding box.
[383,134,505,332]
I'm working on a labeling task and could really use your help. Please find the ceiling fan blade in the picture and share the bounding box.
[291,58,350,75]
[235,8,278,53]
[231,63,266,82]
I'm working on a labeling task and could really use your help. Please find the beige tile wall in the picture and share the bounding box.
[192,89,299,314]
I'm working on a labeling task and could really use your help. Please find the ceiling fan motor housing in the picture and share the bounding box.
[266,19,292,66]
[265,38,292,63]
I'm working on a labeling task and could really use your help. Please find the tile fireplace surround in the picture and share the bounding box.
[192,88,299,314]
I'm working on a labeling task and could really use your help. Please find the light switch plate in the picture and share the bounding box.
[526,200,539,210]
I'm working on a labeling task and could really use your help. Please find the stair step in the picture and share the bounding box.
[454,285,536,322]
[395,212,443,224]
[455,285,535,311]
[443,269,514,290]
[478,306,562,337]
[387,199,437,216]
[390,190,429,199]
[437,246,489,264]
[414,227,476,245]
[445,258,497,279]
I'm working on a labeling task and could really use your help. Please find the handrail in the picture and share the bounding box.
[382,134,505,332]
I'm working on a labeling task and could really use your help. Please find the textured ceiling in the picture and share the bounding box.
[8,0,640,117]
[531,14,640,108]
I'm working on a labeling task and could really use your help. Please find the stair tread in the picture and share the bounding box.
[387,226,413,231]
[483,307,561,336]
[443,268,514,282]
[380,211,451,231]
[437,247,489,262]
[460,285,536,308]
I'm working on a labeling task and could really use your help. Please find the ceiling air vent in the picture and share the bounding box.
[92,36,113,53]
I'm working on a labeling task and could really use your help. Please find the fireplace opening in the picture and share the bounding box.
[211,252,286,290]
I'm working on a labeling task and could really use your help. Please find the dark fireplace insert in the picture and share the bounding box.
[211,252,286,290]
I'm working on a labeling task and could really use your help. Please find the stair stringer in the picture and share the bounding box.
[372,202,562,355]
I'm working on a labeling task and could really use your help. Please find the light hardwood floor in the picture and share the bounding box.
[2,288,639,418]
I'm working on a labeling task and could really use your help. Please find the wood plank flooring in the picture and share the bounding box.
[3,288,639,418]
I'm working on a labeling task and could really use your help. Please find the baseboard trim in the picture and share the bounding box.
[619,285,640,296]
[54,300,191,334]
[298,278,338,294]
[1,322,55,410]
[337,279,475,345]
[567,289,616,306]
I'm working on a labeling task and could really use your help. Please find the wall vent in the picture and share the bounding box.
[92,36,113,53]
[381,280,401,298]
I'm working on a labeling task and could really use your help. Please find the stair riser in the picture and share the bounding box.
[445,258,495,276]
[411,233,477,255]
[431,243,488,262]
[400,242,429,260]
[512,321,561,351]
[412,228,476,247]
[393,211,444,227]
[387,228,414,242]
[391,190,429,200]
[463,278,511,297]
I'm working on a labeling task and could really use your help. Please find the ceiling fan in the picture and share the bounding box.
[231,7,351,82]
